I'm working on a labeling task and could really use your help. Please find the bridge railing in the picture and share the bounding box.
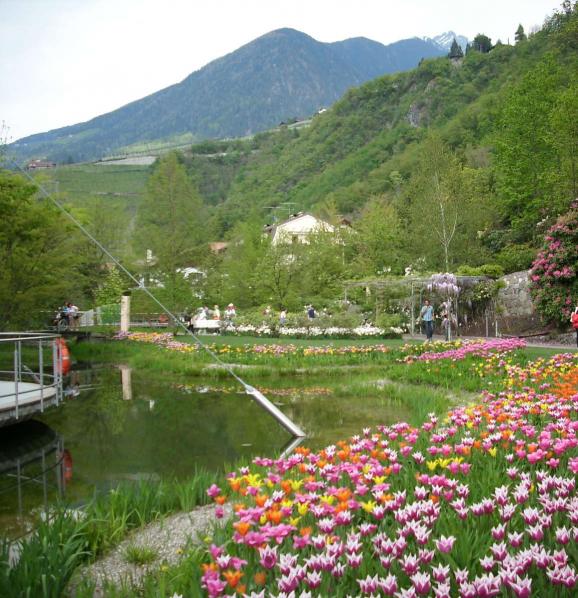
[0,333,63,420]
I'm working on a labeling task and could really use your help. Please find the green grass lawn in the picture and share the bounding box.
[175,332,410,348]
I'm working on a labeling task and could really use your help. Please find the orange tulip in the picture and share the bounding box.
[223,569,243,589]
[233,521,251,536]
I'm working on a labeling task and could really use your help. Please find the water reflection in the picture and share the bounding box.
[1,363,412,536]
[0,420,65,539]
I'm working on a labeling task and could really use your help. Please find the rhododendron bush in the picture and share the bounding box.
[529,204,578,326]
[202,354,578,597]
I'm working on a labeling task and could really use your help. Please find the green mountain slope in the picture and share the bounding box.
[212,11,577,239]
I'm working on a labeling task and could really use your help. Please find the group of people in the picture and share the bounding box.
[186,303,237,329]
[419,299,456,342]
[55,302,80,330]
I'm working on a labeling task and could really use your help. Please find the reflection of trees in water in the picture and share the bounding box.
[279,391,411,449]
[45,368,290,480]
[40,367,414,483]
[0,420,64,539]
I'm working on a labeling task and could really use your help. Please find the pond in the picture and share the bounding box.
[0,360,414,540]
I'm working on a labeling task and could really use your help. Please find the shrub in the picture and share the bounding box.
[456,264,504,278]
[375,312,405,329]
[495,244,536,273]
[529,204,578,326]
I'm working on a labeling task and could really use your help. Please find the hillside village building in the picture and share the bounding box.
[264,212,336,245]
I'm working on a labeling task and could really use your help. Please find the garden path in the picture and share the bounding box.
[69,504,231,597]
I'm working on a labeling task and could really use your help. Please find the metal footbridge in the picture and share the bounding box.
[0,333,64,427]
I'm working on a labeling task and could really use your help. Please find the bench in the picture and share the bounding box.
[190,318,221,334]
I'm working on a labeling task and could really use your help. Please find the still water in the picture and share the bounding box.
[0,363,410,539]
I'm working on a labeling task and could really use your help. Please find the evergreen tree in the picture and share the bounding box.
[515,24,527,43]
[135,152,204,308]
[448,38,464,59]
[472,34,493,53]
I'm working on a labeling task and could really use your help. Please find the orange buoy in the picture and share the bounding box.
[57,337,71,375]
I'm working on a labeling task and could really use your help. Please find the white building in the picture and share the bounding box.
[264,212,335,246]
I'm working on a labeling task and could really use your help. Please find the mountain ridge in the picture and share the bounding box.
[12,28,450,163]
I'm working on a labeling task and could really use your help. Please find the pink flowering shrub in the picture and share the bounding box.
[529,204,578,326]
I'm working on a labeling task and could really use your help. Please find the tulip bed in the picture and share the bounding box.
[199,352,578,597]
[115,333,526,366]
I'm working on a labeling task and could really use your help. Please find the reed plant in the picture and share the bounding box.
[0,471,223,597]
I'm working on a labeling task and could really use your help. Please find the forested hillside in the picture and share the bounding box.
[196,6,577,275]
[5,4,576,328]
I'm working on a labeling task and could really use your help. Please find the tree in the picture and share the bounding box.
[298,229,350,306]
[402,135,492,271]
[256,240,303,310]
[94,266,127,306]
[0,170,80,329]
[75,196,128,303]
[493,56,571,241]
[211,218,268,308]
[472,34,493,53]
[410,136,461,271]
[353,197,403,275]
[515,24,527,43]
[135,152,204,308]
[549,81,578,200]
[448,38,464,59]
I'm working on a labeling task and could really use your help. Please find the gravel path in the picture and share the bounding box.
[70,503,231,597]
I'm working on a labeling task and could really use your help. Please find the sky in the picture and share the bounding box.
[0,0,562,142]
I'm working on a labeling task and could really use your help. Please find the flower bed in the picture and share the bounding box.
[200,355,578,597]
[404,338,527,363]
[115,332,395,359]
[222,324,404,340]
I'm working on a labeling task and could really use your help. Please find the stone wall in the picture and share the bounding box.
[497,270,534,317]
[496,270,542,334]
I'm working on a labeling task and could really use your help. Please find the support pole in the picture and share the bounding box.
[245,385,305,437]
[120,294,131,333]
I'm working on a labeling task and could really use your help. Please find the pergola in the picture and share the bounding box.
[343,275,493,337]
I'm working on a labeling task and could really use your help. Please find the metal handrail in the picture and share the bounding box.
[0,332,63,421]
[0,332,60,343]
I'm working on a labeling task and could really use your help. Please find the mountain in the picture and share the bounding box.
[197,8,576,248]
[425,31,469,51]
[329,36,447,81]
[11,28,446,163]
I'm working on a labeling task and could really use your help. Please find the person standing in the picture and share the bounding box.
[279,308,287,327]
[571,305,578,348]
[224,303,236,325]
[420,299,434,342]
[68,302,79,330]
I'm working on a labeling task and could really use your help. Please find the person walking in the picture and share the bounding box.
[68,302,79,330]
[571,305,578,348]
[420,299,434,342]
[224,303,236,326]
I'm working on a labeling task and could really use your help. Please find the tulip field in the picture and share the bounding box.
[112,333,578,597]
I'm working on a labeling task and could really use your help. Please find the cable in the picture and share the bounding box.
[9,159,305,437]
